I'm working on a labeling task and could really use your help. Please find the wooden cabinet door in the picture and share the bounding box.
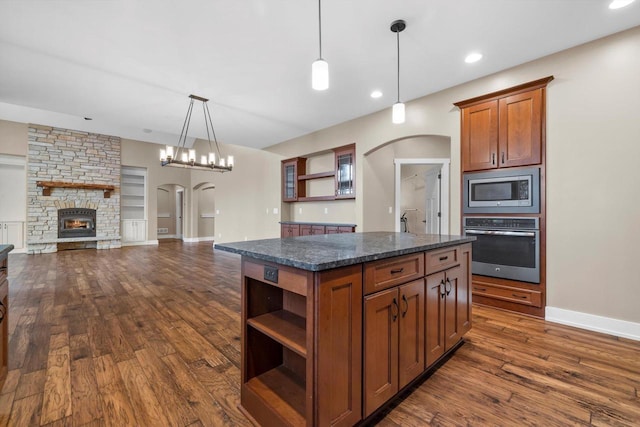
[317,265,362,427]
[444,265,462,350]
[425,272,445,367]
[461,100,498,172]
[457,244,472,336]
[363,288,398,417]
[299,225,312,236]
[282,158,306,202]
[498,88,542,168]
[398,279,425,389]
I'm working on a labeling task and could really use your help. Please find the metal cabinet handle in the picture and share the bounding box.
[439,256,448,261]
[0,301,5,323]
[474,287,487,292]
[501,152,505,164]
[439,280,446,299]
[445,278,452,296]
[390,268,404,274]
[401,294,409,317]
[512,293,528,299]
[391,297,399,322]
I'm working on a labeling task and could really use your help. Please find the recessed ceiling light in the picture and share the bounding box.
[464,52,483,64]
[370,90,383,99]
[609,0,635,9]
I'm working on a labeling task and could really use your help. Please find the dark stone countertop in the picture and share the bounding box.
[0,245,14,261]
[279,221,357,227]
[215,232,475,272]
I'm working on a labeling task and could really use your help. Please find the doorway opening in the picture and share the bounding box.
[394,158,450,235]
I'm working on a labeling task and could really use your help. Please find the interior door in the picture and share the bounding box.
[424,167,441,235]
[176,189,183,238]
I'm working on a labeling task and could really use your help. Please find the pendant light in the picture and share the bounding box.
[390,20,406,124]
[312,0,329,90]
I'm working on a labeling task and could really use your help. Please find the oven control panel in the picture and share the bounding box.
[464,217,538,230]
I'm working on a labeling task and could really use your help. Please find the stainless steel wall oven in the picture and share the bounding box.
[463,216,540,284]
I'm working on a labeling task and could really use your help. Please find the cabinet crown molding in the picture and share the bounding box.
[454,75,554,109]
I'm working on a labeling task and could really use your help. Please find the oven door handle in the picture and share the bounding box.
[465,229,536,237]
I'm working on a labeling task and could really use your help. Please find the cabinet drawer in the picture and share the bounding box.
[472,281,542,308]
[364,253,424,295]
[425,246,459,274]
[243,259,311,297]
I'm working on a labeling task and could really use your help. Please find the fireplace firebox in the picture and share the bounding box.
[58,208,96,238]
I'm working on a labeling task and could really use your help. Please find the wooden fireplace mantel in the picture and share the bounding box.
[36,181,116,198]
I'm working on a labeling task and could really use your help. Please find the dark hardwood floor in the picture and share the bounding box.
[0,241,638,426]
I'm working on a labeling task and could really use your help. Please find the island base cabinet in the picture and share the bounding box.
[425,244,472,368]
[363,279,424,417]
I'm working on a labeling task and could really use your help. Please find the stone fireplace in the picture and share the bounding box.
[58,208,96,238]
[27,125,121,253]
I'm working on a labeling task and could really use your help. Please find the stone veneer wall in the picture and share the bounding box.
[27,124,121,253]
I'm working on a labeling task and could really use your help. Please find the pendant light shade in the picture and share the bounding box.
[312,0,329,91]
[312,58,329,90]
[390,20,406,124]
[392,102,405,124]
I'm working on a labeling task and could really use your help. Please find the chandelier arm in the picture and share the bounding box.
[202,102,214,154]
[204,102,224,158]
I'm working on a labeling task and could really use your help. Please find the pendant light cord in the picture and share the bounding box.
[318,0,323,59]
[396,30,400,103]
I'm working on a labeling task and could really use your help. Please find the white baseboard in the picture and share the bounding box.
[121,240,159,247]
[182,236,215,243]
[546,306,640,341]
[158,234,178,239]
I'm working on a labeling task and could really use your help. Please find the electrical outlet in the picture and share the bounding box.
[299,207,303,214]
[273,207,279,214]
[388,206,393,214]
[215,209,220,215]
[324,207,328,214]
[266,208,269,214]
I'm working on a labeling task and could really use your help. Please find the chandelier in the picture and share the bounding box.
[160,94,233,172]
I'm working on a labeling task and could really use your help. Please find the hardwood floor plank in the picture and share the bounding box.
[8,393,42,426]
[70,357,102,426]
[0,391,14,427]
[15,369,46,400]
[40,334,72,425]
[93,354,138,427]
[116,358,170,426]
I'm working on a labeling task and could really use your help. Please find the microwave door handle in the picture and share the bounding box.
[465,230,536,237]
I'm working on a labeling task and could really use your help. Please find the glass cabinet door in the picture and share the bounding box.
[335,146,355,198]
[284,163,296,200]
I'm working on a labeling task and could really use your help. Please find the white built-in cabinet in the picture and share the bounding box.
[0,222,24,250]
[121,166,147,244]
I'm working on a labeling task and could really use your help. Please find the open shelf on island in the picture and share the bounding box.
[247,310,306,357]
[244,365,305,426]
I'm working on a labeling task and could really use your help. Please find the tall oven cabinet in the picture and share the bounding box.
[455,76,552,319]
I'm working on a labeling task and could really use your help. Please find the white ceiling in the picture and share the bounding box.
[1,1,639,150]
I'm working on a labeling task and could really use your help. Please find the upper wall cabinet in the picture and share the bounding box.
[282,144,355,202]
[455,76,553,172]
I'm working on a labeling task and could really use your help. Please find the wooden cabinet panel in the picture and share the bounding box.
[0,279,7,388]
[425,246,459,275]
[363,288,398,417]
[364,253,424,295]
[472,280,542,307]
[398,280,425,389]
[281,224,300,238]
[498,89,542,168]
[300,225,325,236]
[316,265,362,427]
[425,272,445,367]
[444,265,462,350]
[461,100,498,171]
[458,244,472,335]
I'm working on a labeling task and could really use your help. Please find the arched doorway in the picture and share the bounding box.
[157,184,185,239]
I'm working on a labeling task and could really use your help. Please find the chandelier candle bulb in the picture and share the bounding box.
[166,146,174,159]
[228,155,234,167]
[188,149,196,162]
[181,152,188,162]
[220,158,226,167]
[209,152,216,164]
[201,155,207,165]
[160,149,166,161]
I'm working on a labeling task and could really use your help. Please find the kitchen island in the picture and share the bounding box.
[216,232,474,427]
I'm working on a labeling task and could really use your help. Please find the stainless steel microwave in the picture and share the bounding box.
[463,167,540,214]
